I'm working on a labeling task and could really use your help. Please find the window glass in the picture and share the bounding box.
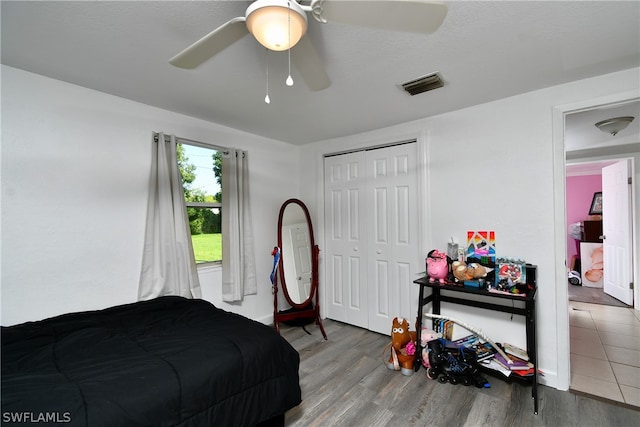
[177,143,222,264]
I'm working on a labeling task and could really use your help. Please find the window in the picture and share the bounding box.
[177,142,222,264]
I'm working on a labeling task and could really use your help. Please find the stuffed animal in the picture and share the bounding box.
[420,327,439,368]
[426,250,449,283]
[386,317,417,376]
[452,261,489,282]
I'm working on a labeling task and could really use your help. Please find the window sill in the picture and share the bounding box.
[196,262,222,273]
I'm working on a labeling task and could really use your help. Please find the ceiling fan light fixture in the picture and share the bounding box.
[246,0,308,51]
[594,116,635,136]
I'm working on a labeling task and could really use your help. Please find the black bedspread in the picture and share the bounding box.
[1,296,301,426]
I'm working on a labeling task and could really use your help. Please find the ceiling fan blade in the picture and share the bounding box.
[292,35,331,91]
[170,17,248,69]
[317,0,447,34]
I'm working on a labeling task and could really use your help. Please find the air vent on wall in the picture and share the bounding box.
[400,72,444,96]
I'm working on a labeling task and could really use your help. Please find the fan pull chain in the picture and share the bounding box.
[286,1,294,86]
[264,48,270,104]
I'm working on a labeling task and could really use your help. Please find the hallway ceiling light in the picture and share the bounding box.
[594,116,635,136]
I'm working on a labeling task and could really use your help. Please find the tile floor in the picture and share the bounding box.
[569,300,640,408]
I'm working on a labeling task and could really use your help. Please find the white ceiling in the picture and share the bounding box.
[565,101,639,152]
[1,1,639,146]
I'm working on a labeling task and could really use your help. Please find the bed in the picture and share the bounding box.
[1,296,301,426]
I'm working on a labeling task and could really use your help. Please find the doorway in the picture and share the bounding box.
[563,101,639,406]
[565,159,634,308]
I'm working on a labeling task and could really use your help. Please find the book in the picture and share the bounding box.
[453,334,479,347]
[502,342,529,361]
[511,367,544,377]
[480,358,511,377]
[493,352,533,371]
[453,335,497,361]
[434,319,455,341]
[471,341,498,361]
[511,368,535,377]
[442,320,454,341]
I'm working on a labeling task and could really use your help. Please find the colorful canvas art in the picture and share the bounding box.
[466,231,496,261]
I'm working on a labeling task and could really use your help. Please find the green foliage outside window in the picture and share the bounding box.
[177,144,222,262]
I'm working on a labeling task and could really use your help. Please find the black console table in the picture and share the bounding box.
[413,271,538,414]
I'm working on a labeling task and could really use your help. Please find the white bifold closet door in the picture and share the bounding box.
[324,142,419,335]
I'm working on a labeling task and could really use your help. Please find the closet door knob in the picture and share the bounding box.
[353,247,358,252]
[377,250,382,254]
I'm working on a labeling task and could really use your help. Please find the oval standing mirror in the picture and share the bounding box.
[273,198,327,339]
[278,199,316,307]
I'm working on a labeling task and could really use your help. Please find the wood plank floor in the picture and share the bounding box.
[281,319,639,427]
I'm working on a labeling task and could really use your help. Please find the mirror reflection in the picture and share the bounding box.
[281,204,312,304]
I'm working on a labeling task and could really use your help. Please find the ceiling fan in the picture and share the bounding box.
[169,0,448,91]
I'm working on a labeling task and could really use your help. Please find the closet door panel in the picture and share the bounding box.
[324,152,368,328]
[324,143,419,335]
[367,144,419,335]
[374,260,390,317]
[393,154,418,326]
[330,254,343,306]
[349,256,362,309]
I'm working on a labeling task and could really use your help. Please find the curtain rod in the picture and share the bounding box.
[152,132,226,152]
[324,138,417,158]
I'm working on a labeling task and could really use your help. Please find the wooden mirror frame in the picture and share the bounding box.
[273,198,327,340]
[277,198,317,308]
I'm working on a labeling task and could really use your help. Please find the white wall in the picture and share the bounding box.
[1,65,299,326]
[300,68,640,391]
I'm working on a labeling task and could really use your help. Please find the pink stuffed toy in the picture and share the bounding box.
[420,327,439,368]
[426,250,449,283]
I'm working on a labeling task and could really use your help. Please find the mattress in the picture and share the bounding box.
[1,296,301,426]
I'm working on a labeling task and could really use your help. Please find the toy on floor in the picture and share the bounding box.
[425,338,490,388]
[420,326,439,368]
[568,270,581,286]
[385,317,417,376]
